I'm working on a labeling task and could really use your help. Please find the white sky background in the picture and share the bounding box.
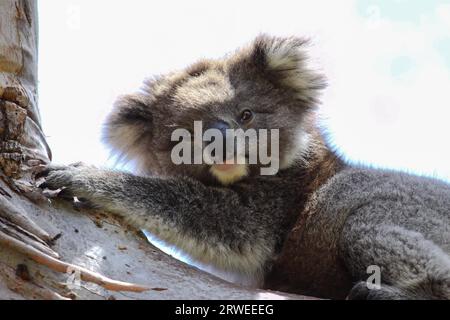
[38,0,450,181]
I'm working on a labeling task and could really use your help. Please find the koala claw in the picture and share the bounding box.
[38,163,94,200]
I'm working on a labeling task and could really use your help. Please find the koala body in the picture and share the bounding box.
[41,35,450,299]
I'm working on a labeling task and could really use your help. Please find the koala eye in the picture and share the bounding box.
[240,109,254,123]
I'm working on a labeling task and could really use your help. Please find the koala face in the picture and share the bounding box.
[103,35,326,185]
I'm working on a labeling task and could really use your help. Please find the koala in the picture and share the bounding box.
[40,35,450,300]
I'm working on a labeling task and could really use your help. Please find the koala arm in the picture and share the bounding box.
[40,164,283,277]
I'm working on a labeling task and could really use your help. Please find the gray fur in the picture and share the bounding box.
[288,167,450,299]
[40,35,450,299]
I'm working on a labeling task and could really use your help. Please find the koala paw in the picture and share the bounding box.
[347,281,410,300]
[346,281,372,300]
[38,163,97,201]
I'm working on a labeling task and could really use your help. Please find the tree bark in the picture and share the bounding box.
[0,0,313,300]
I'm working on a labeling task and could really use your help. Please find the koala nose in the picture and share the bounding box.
[208,120,230,137]
[206,120,232,161]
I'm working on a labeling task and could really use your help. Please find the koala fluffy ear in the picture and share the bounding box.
[236,34,326,105]
[102,93,154,162]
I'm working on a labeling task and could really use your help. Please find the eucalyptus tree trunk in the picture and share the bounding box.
[0,0,310,300]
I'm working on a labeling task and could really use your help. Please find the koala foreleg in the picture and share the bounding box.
[40,164,278,280]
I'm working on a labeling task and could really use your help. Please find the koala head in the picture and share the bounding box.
[103,35,326,185]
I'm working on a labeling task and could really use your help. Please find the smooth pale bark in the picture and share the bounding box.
[0,0,314,300]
